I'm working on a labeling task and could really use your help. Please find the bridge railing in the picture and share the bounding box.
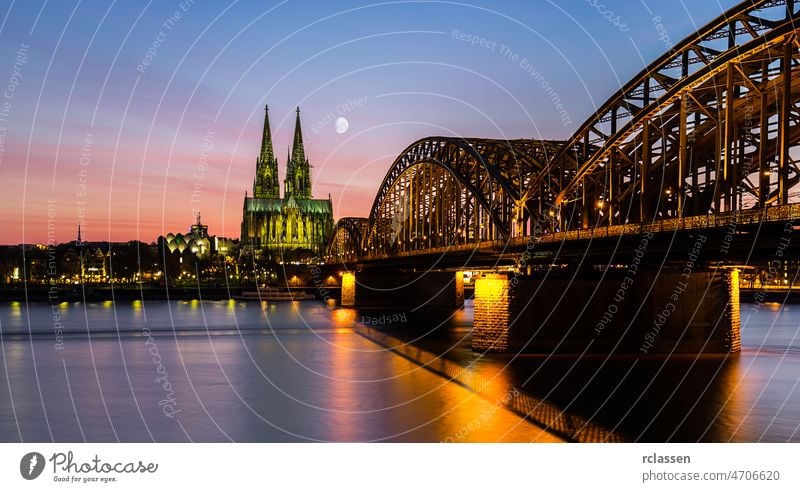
[346,204,800,262]
[531,204,800,245]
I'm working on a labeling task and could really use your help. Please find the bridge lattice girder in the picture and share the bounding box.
[526,0,800,231]
[326,217,369,260]
[349,0,800,261]
[362,138,564,255]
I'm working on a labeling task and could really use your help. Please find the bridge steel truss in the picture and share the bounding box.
[326,0,800,261]
[326,217,368,261]
[528,0,800,231]
[357,137,564,257]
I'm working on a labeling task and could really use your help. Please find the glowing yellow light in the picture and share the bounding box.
[332,307,356,327]
[10,301,21,318]
[341,272,356,307]
[474,274,508,299]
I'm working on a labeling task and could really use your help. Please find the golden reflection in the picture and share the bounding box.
[702,355,752,441]
[467,360,513,401]
[102,300,113,308]
[132,300,142,311]
[9,301,21,318]
[386,350,559,442]
[331,308,357,328]
[327,331,360,441]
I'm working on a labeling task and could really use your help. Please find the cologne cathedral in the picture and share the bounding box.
[240,106,334,260]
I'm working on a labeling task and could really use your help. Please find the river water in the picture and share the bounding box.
[0,299,557,443]
[0,298,797,442]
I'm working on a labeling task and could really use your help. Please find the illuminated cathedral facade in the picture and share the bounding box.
[240,106,334,260]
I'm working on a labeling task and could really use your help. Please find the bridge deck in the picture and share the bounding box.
[335,203,800,266]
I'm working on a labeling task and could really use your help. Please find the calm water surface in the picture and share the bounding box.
[388,300,800,442]
[0,299,557,442]
[0,298,798,442]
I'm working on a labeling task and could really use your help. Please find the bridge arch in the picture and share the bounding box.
[326,217,368,261]
[527,0,800,230]
[363,137,564,255]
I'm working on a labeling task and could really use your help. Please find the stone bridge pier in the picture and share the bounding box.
[472,269,741,354]
[341,270,464,309]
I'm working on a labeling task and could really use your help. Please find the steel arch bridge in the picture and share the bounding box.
[362,137,564,257]
[533,0,800,231]
[326,217,368,260]
[326,0,800,262]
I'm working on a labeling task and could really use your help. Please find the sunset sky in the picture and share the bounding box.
[0,0,738,244]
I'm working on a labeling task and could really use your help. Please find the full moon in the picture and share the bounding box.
[334,117,349,134]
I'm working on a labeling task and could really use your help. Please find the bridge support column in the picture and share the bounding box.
[341,272,356,307]
[340,270,464,309]
[472,269,740,354]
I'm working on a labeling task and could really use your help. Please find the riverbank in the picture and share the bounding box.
[1,285,795,303]
[0,286,330,302]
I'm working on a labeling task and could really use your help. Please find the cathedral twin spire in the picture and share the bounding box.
[253,104,280,198]
[253,105,311,200]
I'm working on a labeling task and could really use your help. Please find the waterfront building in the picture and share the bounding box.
[162,214,212,259]
[158,215,239,283]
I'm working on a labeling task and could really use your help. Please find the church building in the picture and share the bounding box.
[240,106,334,260]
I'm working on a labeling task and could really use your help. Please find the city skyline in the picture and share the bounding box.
[0,0,738,244]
